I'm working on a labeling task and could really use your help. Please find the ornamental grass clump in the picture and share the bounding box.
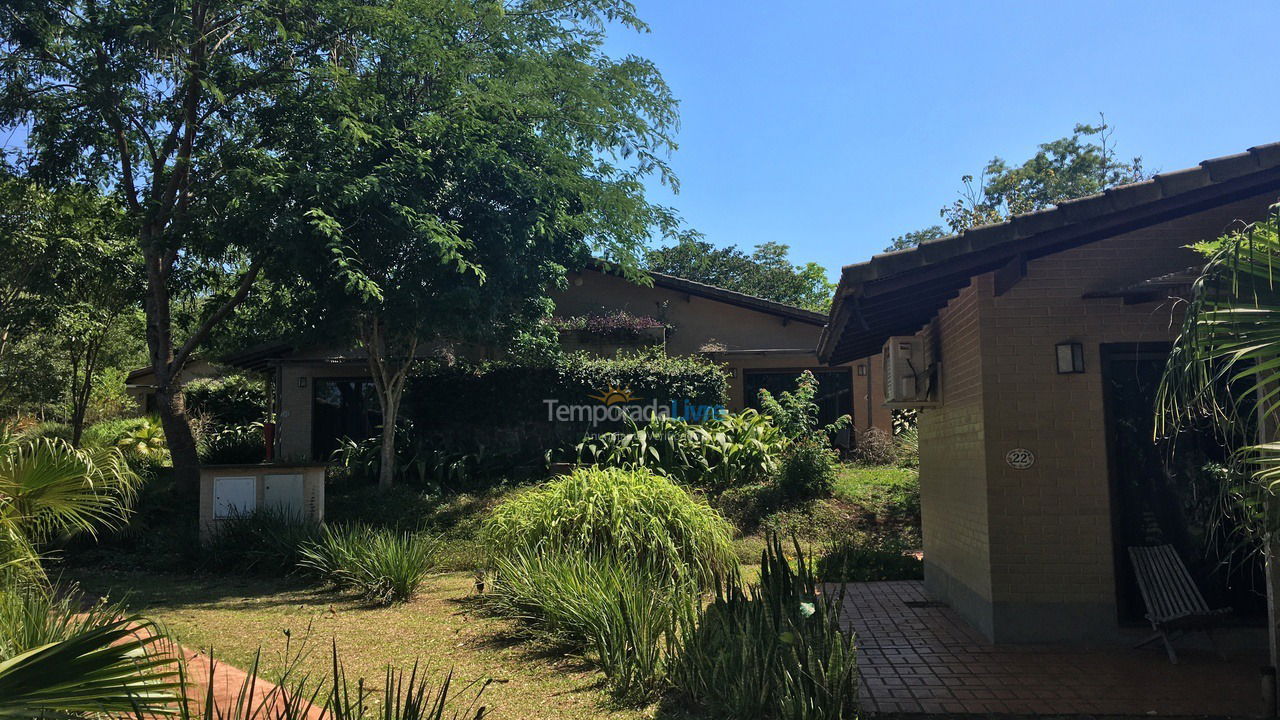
[298,525,441,604]
[671,535,858,720]
[482,466,737,588]
[487,547,690,702]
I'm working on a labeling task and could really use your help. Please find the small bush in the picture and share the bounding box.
[16,421,72,444]
[779,439,838,500]
[715,482,787,531]
[80,417,149,449]
[894,426,919,468]
[482,466,737,588]
[573,411,787,494]
[816,531,923,583]
[199,422,266,464]
[848,428,896,466]
[203,508,322,574]
[487,548,688,701]
[298,525,441,604]
[671,536,859,719]
[0,584,130,658]
[183,375,268,426]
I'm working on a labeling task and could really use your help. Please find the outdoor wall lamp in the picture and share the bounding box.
[1055,342,1084,374]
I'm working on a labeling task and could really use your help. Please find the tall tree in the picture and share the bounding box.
[268,0,684,487]
[646,238,835,312]
[885,117,1148,251]
[0,0,682,485]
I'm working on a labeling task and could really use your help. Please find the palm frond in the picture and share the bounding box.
[0,616,181,719]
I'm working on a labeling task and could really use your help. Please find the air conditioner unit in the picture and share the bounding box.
[883,336,940,407]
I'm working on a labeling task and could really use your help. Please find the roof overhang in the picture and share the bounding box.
[818,144,1280,364]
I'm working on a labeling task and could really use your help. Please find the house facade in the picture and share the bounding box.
[819,143,1280,643]
[225,266,888,462]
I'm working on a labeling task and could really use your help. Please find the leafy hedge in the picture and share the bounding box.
[400,349,728,460]
[183,375,267,426]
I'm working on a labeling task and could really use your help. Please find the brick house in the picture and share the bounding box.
[818,143,1280,643]
[223,265,889,462]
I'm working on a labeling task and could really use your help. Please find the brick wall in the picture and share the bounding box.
[918,276,996,635]
[916,193,1277,642]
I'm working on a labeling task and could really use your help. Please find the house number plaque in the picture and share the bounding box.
[1005,448,1035,470]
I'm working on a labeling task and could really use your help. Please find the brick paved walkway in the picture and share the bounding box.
[839,581,1267,717]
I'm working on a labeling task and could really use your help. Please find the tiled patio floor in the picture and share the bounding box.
[839,581,1267,717]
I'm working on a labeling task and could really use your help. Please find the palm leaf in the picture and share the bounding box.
[0,616,180,718]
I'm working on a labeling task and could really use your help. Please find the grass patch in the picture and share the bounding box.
[832,464,919,536]
[67,569,699,720]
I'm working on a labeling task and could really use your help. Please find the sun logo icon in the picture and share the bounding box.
[588,386,642,406]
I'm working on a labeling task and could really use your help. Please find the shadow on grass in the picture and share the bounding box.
[60,568,347,612]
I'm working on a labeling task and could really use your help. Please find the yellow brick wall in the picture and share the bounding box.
[918,276,995,631]
[915,194,1277,640]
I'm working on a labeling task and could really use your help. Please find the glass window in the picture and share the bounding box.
[311,378,380,461]
[743,370,853,428]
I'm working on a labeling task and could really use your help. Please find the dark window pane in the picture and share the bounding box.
[311,378,381,461]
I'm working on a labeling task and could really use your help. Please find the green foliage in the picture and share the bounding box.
[671,536,859,719]
[573,411,786,493]
[779,439,839,501]
[113,417,168,462]
[401,349,729,468]
[714,482,789,531]
[0,584,130,661]
[199,422,266,465]
[0,615,179,718]
[888,117,1147,248]
[816,531,923,583]
[14,422,72,444]
[183,375,268,426]
[483,467,737,589]
[833,465,921,536]
[645,238,836,313]
[757,370,851,443]
[203,508,322,575]
[79,417,149,450]
[894,426,919,468]
[0,436,141,581]
[486,549,688,702]
[298,525,441,604]
[1159,207,1280,542]
[848,428,897,466]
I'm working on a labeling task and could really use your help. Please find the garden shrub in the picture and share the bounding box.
[848,427,896,466]
[816,531,923,583]
[894,426,919,468]
[183,374,268,426]
[400,349,729,464]
[573,410,787,493]
[671,536,858,719]
[715,482,787,531]
[298,525,441,604]
[15,421,72,444]
[202,507,322,574]
[482,466,737,588]
[779,438,839,501]
[80,417,150,449]
[487,548,689,701]
[198,422,266,464]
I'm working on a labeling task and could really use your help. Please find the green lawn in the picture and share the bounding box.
[68,569,699,720]
[832,464,920,540]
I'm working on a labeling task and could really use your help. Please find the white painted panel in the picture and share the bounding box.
[264,474,305,516]
[213,476,256,518]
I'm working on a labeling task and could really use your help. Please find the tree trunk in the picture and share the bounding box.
[155,383,201,486]
[360,314,418,491]
[378,394,400,489]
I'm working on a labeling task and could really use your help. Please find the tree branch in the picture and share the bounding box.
[171,254,265,373]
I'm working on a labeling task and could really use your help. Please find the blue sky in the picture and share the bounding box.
[603,1,1280,279]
